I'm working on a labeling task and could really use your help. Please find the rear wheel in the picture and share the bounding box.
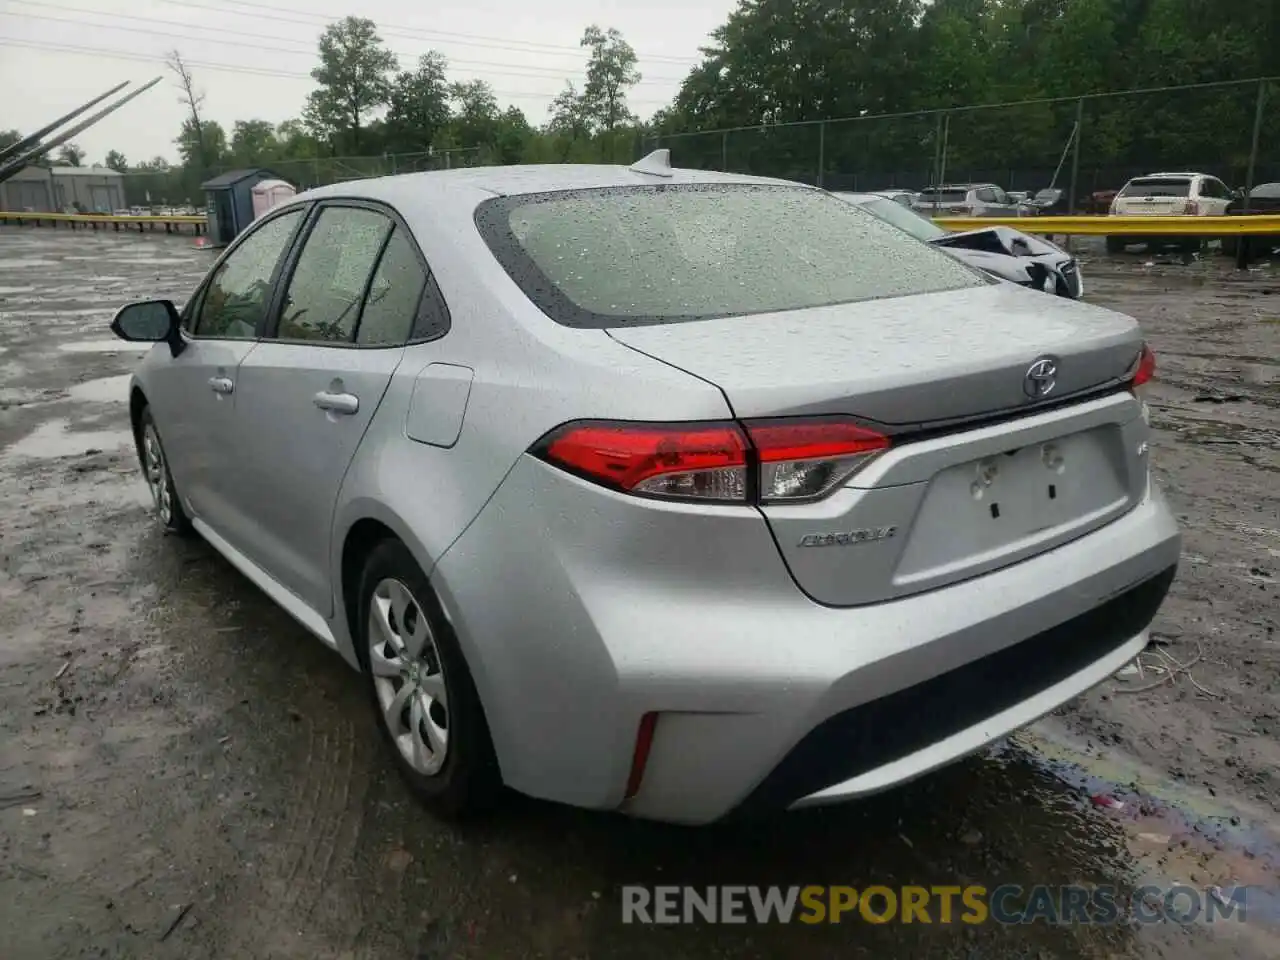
[1105,236,1126,254]
[358,539,501,818]
[137,406,192,536]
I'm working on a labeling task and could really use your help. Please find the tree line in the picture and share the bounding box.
[2,1,1276,205]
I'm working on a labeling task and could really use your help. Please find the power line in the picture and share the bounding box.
[0,37,672,105]
[1,7,688,84]
[156,0,700,64]
[6,2,691,83]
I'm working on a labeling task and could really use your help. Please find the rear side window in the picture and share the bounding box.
[278,207,391,343]
[1119,178,1192,198]
[475,184,982,328]
[356,227,428,345]
[917,189,968,204]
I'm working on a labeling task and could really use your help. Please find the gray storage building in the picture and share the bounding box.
[202,168,287,247]
[0,165,124,213]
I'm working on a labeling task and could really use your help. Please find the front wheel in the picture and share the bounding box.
[137,406,192,535]
[358,539,501,819]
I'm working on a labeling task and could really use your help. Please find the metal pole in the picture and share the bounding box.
[936,112,947,185]
[1244,79,1266,214]
[935,114,950,215]
[817,121,826,188]
[1068,98,1084,216]
[721,130,728,172]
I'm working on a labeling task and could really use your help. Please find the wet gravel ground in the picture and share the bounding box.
[0,227,1277,960]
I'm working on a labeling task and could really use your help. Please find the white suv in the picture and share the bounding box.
[1106,172,1235,253]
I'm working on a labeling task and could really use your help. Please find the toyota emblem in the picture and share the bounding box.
[1023,356,1059,399]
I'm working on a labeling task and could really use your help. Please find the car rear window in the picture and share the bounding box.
[474,184,983,328]
[1118,178,1193,198]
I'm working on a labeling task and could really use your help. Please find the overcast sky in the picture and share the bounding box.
[0,0,734,165]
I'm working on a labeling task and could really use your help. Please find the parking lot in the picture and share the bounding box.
[0,226,1277,959]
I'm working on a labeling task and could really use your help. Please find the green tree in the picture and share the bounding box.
[386,52,452,153]
[0,129,21,153]
[276,120,322,161]
[56,143,85,166]
[177,118,227,169]
[304,16,398,153]
[448,79,500,149]
[579,25,641,133]
[230,120,280,165]
[104,150,128,172]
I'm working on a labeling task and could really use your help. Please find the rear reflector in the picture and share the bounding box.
[624,712,659,801]
[533,417,891,504]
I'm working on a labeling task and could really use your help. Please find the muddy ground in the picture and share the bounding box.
[0,227,1276,960]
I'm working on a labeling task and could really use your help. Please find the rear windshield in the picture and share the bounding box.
[474,184,983,328]
[916,189,968,204]
[1119,178,1192,198]
[847,195,947,242]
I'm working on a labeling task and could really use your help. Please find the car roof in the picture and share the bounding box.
[1135,172,1206,179]
[296,163,802,208]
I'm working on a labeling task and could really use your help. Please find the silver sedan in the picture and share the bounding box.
[110,153,1180,824]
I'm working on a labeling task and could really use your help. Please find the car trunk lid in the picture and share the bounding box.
[1113,178,1195,216]
[608,283,1150,606]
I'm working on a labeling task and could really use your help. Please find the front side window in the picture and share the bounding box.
[194,209,303,339]
[475,184,983,329]
[277,206,392,344]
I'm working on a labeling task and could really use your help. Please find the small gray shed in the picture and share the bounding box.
[201,168,290,247]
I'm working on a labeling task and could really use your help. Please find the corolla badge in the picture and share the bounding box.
[1023,356,1059,399]
[798,526,897,548]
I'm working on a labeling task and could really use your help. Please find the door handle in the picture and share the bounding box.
[208,376,234,394]
[313,391,359,415]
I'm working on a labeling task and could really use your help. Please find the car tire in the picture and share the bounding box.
[137,406,193,536]
[1105,236,1126,254]
[357,538,501,819]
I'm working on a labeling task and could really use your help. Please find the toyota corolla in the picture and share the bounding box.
[109,152,1180,824]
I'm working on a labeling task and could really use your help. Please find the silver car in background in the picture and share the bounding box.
[913,182,1030,217]
[110,153,1179,825]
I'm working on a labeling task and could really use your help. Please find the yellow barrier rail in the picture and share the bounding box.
[0,210,205,234]
[932,215,1280,236]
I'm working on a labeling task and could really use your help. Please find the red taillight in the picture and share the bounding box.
[534,417,891,504]
[1131,342,1156,388]
[538,421,750,501]
[746,418,891,503]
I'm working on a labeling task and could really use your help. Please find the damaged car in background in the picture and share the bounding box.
[834,192,1083,299]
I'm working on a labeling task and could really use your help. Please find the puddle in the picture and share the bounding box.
[56,340,150,354]
[1022,724,1280,890]
[68,375,132,403]
[3,419,134,459]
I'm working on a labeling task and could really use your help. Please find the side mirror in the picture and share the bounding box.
[110,299,185,357]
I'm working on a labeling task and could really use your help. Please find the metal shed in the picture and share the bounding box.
[201,168,290,247]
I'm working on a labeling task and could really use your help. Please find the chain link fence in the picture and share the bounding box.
[649,78,1280,211]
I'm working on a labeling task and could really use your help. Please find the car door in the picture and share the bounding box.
[144,207,307,532]
[973,187,998,216]
[1204,178,1232,215]
[229,202,430,616]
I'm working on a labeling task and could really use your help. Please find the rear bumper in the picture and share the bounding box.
[433,458,1181,825]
